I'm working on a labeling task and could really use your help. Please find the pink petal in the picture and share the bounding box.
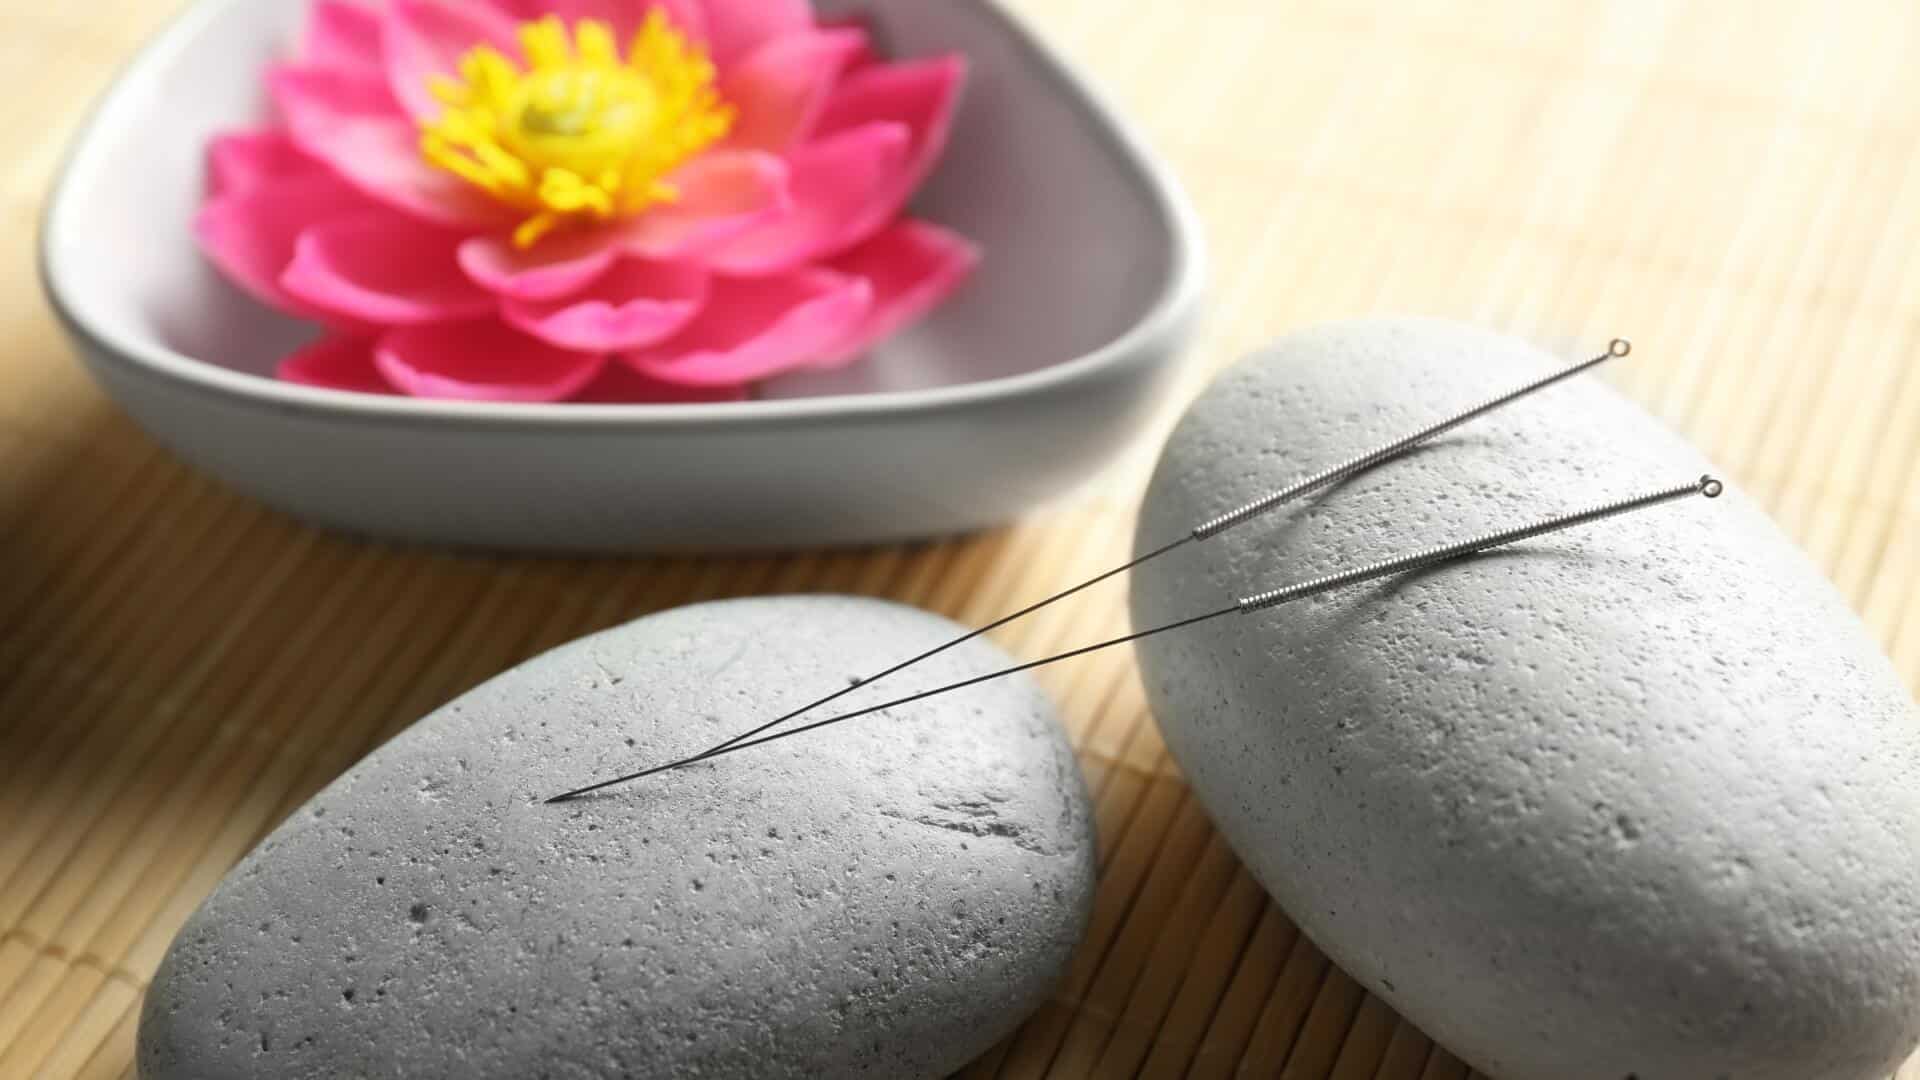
[818,219,979,365]
[722,28,866,152]
[503,259,708,351]
[302,0,385,78]
[272,57,398,113]
[207,130,326,197]
[283,212,496,325]
[699,0,812,65]
[622,269,871,386]
[271,65,509,229]
[194,172,381,318]
[489,0,706,44]
[809,55,967,251]
[571,362,747,403]
[619,149,791,259]
[816,12,878,69]
[651,0,711,40]
[702,122,909,275]
[279,335,398,394]
[375,321,606,402]
[458,231,620,301]
[382,0,522,123]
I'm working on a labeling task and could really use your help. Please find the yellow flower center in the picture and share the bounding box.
[421,12,733,249]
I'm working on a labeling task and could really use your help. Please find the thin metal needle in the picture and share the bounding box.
[547,606,1242,801]
[676,338,1633,765]
[668,533,1196,762]
[1190,338,1633,538]
[544,471,1717,803]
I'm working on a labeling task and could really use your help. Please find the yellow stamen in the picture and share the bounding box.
[420,11,733,249]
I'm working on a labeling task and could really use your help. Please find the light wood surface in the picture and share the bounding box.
[5,1,1920,1077]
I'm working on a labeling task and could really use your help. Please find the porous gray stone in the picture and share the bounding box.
[139,596,1095,1080]
[1132,318,1920,1080]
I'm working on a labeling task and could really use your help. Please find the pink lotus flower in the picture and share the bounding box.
[197,0,978,403]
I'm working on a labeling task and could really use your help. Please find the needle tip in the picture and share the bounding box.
[544,792,578,805]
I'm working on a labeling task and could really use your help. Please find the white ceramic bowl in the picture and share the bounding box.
[42,0,1202,552]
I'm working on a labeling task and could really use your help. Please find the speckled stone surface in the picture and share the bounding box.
[138,596,1095,1080]
[1132,319,1920,1080]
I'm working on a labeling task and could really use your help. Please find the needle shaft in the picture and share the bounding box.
[547,606,1239,802]
[545,471,1717,803]
[661,533,1194,765]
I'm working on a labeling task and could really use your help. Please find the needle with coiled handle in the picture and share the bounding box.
[545,467,1714,802]
[548,338,1632,805]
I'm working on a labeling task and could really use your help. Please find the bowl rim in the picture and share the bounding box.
[40,0,1205,431]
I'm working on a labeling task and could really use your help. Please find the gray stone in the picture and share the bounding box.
[139,596,1095,1079]
[1132,318,1920,1080]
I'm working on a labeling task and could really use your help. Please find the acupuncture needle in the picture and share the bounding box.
[675,338,1631,767]
[544,471,1717,802]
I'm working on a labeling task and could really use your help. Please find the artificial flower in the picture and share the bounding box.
[197,0,979,402]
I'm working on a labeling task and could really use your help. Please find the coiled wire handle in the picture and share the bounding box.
[1238,473,1720,612]
[1194,339,1633,540]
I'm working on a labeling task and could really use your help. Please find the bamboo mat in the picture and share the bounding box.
[5,0,1920,1076]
